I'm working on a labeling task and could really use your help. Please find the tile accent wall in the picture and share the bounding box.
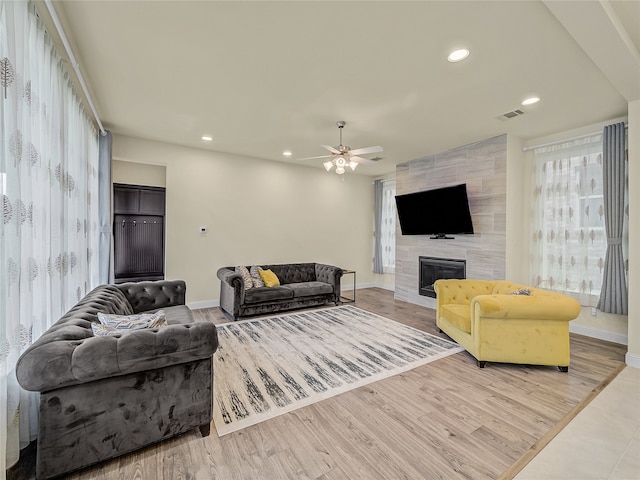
[395,134,507,309]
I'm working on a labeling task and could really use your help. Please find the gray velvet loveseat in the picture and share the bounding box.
[16,280,219,479]
[217,263,343,320]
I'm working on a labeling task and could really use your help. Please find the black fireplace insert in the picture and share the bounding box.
[419,256,466,298]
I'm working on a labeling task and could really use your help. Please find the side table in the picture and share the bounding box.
[340,270,356,303]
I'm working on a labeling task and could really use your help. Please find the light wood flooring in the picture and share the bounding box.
[11,288,627,480]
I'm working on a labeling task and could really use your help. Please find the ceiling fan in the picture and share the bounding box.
[298,121,383,174]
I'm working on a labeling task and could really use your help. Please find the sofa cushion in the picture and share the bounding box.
[250,265,265,287]
[244,286,294,304]
[158,305,194,324]
[287,282,333,298]
[235,266,254,290]
[441,304,471,333]
[259,269,281,287]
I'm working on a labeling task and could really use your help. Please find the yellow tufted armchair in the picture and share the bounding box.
[433,279,581,371]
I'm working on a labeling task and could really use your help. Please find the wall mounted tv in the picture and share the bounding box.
[395,183,474,239]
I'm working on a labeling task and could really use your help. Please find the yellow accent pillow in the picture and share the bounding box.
[259,269,280,287]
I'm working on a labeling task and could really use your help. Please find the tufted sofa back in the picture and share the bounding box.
[116,280,186,313]
[51,285,134,334]
[261,263,317,284]
[434,279,496,306]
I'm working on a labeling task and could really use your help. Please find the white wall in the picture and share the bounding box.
[505,134,527,283]
[113,159,166,187]
[112,135,375,306]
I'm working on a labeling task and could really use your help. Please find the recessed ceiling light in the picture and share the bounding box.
[447,48,470,63]
[201,135,213,142]
[282,151,292,157]
[521,97,540,106]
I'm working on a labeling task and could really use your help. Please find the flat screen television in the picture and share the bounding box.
[395,183,474,238]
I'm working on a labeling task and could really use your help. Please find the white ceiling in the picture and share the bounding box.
[49,0,639,176]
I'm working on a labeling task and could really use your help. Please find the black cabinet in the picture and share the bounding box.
[113,184,166,283]
[114,184,165,215]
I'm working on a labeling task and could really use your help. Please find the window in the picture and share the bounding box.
[530,135,606,305]
[374,179,396,274]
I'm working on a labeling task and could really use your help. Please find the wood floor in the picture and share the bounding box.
[13,288,627,480]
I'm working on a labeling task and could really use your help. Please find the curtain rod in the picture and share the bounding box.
[43,0,107,136]
[522,123,627,152]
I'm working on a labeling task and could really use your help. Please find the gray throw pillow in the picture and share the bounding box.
[250,265,265,288]
[235,266,254,290]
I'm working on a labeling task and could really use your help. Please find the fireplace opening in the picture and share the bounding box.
[419,256,466,298]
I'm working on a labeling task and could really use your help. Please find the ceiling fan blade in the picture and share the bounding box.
[296,154,333,161]
[349,145,383,156]
[350,155,378,165]
[320,145,341,154]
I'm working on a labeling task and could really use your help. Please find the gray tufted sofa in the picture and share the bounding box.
[217,263,343,320]
[16,280,219,479]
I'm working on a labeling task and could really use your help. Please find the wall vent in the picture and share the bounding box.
[497,109,525,121]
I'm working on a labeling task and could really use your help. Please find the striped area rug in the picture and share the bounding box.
[212,305,463,436]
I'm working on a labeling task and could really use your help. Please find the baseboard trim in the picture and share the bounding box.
[569,323,628,345]
[341,282,395,292]
[625,352,640,369]
[374,283,395,292]
[341,282,375,291]
[188,299,219,310]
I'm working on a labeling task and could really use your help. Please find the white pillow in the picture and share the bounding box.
[93,310,167,336]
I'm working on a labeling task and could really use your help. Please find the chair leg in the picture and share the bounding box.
[477,360,486,368]
[558,366,569,373]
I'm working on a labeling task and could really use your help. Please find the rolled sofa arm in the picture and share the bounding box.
[472,292,581,321]
[116,280,186,313]
[315,263,343,285]
[315,264,343,301]
[17,321,219,392]
[217,267,245,318]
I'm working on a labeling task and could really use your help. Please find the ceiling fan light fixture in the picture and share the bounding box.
[348,161,358,171]
[335,166,346,175]
[336,156,346,167]
[323,160,334,172]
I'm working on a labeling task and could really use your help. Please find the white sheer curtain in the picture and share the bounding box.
[530,134,606,306]
[377,179,396,274]
[1,1,100,470]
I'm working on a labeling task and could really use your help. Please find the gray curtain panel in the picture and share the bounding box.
[597,122,628,314]
[373,179,384,274]
[98,131,114,284]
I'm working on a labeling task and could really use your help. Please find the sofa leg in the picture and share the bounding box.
[558,366,569,373]
[199,423,211,437]
[477,360,486,368]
